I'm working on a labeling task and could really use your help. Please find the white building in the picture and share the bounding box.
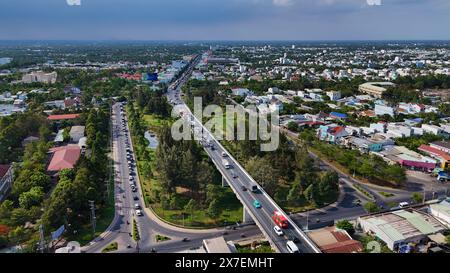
[429,200,450,228]
[326,91,341,101]
[70,126,85,142]
[375,104,396,117]
[22,71,57,84]
[358,210,446,251]
[231,88,250,97]
[421,124,442,135]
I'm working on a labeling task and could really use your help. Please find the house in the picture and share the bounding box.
[318,125,349,144]
[376,146,437,171]
[398,103,425,115]
[202,237,236,253]
[47,146,81,173]
[386,123,412,138]
[418,144,450,169]
[63,86,82,96]
[54,129,65,144]
[268,87,280,94]
[342,136,383,153]
[326,91,341,101]
[22,135,40,147]
[430,141,450,154]
[231,88,250,97]
[308,226,363,253]
[429,199,450,228]
[375,104,396,117]
[421,124,443,136]
[329,112,348,120]
[0,164,14,201]
[47,114,81,121]
[69,126,85,142]
[358,210,446,251]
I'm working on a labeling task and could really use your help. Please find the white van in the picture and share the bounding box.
[286,241,299,253]
[399,202,409,208]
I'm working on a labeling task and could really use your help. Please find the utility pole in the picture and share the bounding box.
[89,200,96,236]
[305,210,309,231]
[39,224,45,253]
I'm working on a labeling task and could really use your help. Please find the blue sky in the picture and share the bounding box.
[0,0,449,40]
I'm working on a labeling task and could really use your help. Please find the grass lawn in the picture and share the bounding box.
[379,191,395,198]
[136,114,243,228]
[236,241,274,253]
[151,188,243,228]
[155,234,171,242]
[101,242,118,253]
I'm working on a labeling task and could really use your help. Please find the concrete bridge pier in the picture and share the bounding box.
[243,208,255,224]
[222,175,229,187]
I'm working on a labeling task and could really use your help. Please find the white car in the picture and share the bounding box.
[134,203,140,209]
[135,209,143,216]
[273,225,284,236]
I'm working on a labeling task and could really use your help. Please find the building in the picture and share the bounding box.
[231,88,251,97]
[47,113,81,121]
[22,71,57,84]
[0,164,14,201]
[429,199,450,228]
[358,82,395,98]
[202,237,236,253]
[421,124,443,136]
[418,144,450,169]
[47,146,81,173]
[376,146,437,172]
[326,91,341,101]
[358,210,447,251]
[430,141,450,154]
[375,104,396,117]
[69,126,85,142]
[342,136,383,153]
[308,226,363,253]
[329,112,348,120]
[318,125,349,144]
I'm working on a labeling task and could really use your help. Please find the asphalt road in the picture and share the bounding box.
[166,56,321,253]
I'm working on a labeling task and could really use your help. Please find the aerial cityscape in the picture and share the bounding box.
[0,0,449,267]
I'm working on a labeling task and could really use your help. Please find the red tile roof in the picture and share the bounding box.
[418,144,450,161]
[0,164,11,178]
[321,239,364,253]
[329,126,345,136]
[47,114,81,121]
[47,146,81,172]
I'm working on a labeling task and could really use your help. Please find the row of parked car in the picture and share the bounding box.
[119,103,142,217]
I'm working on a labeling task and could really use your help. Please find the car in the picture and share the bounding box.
[131,185,137,192]
[221,151,227,157]
[134,203,140,209]
[241,185,247,191]
[273,225,284,236]
[288,235,300,243]
[133,196,139,201]
[253,200,261,209]
[231,171,238,179]
[399,202,409,208]
[135,209,143,216]
[286,241,299,253]
[182,238,190,242]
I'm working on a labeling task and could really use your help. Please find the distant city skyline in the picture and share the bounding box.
[0,0,449,41]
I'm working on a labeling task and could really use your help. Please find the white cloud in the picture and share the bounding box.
[366,0,382,6]
[66,0,81,6]
[272,0,294,7]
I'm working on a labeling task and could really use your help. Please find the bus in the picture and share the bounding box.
[273,210,289,229]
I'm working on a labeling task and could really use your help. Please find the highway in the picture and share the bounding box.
[166,55,321,253]
[83,101,263,253]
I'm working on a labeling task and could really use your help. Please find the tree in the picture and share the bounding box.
[364,202,380,213]
[19,186,45,209]
[336,220,355,235]
[446,235,450,246]
[184,199,197,220]
[246,156,279,195]
[411,192,423,204]
[207,198,221,219]
[287,121,300,132]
